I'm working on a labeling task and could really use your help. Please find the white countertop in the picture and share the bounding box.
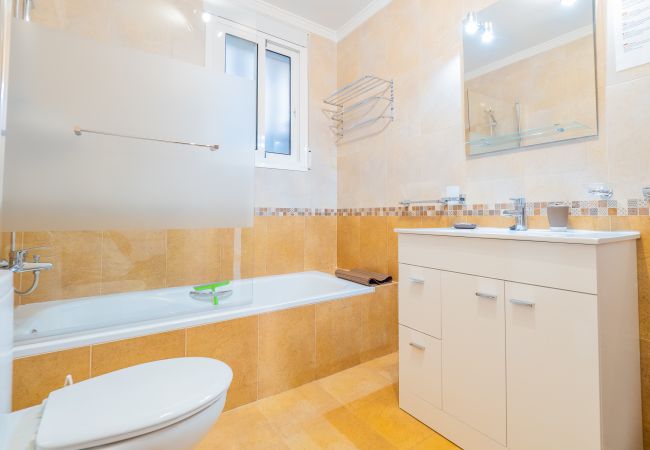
[394,227,640,245]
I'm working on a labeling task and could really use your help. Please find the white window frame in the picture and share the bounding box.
[206,17,309,172]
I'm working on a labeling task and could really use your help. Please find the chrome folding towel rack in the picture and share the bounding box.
[323,75,394,143]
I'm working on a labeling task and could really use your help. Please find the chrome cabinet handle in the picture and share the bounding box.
[510,298,535,307]
[475,292,497,300]
[409,342,426,350]
[409,277,425,284]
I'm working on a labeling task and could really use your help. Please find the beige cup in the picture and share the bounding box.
[547,205,569,231]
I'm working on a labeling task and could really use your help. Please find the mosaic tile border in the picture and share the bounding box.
[255,200,650,217]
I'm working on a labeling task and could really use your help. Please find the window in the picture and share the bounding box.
[212,19,309,171]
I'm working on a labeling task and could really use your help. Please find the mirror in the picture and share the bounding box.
[463,0,597,155]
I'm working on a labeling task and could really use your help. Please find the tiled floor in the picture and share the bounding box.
[197,353,459,450]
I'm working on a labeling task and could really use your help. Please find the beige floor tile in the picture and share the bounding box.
[198,352,460,449]
[410,434,460,450]
[345,385,433,449]
[316,360,395,405]
[196,403,289,450]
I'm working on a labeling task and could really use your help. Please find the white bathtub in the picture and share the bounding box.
[13,271,374,358]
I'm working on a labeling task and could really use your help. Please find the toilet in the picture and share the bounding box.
[0,272,233,450]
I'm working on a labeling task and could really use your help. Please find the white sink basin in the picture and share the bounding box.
[393,227,640,245]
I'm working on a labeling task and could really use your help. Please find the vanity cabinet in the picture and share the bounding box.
[396,228,642,450]
[441,272,506,445]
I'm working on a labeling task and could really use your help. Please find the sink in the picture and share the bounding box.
[393,227,640,245]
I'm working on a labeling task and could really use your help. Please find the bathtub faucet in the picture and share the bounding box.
[0,232,53,295]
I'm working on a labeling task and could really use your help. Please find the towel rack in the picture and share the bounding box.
[400,195,467,207]
[73,126,219,151]
[323,75,394,143]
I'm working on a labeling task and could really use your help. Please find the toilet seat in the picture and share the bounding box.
[35,357,232,450]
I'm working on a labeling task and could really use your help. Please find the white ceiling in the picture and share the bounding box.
[261,0,378,30]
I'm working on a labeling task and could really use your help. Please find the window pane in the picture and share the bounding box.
[265,50,291,155]
[225,34,257,81]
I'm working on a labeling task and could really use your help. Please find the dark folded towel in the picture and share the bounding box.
[335,268,393,286]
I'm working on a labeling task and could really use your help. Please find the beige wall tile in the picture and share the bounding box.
[91,330,185,376]
[187,317,259,411]
[240,226,256,279]
[304,216,337,273]
[101,230,166,295]
[13,347,90,410]
[567,216,611,231]
[258,305,316,398]
[252,217,269,277]
[470,216,516,228]
[387,216,421,280]
[20,232,102,304]
[359,217,389,274]
[315,296,365,378]
[265,216,305,276]
[362,284,398,362]
[640,339,650,447]
[337,216,361,270]
[166,229,222,287]
[612,216,650,341]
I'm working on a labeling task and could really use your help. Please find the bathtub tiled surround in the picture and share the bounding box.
[12,283,397,412]
[5,216,337,305]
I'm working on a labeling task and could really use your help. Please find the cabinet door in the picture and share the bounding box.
[399,264,441,338]
[441,272,506,445]
[399,325,442,408]
[505,282,600,450]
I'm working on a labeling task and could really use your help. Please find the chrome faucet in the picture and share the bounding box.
[0,232,53,295]
[502,197,528,231]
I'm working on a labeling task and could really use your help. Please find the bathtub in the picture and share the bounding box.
[13,271,374,358]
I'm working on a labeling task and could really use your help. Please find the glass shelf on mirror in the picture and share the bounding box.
[467,121,590,150]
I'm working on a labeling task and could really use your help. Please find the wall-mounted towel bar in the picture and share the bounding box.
[73,126,219,151]
[400,195,467,206]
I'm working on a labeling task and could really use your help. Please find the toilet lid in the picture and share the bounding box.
[36,357,233,450]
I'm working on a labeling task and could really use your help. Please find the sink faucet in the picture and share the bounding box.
[502,197,527,231]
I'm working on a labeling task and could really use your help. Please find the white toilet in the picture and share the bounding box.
[0,272,233,450]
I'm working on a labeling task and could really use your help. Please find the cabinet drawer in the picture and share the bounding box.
[398,264,441,338]
[399,325,442,409]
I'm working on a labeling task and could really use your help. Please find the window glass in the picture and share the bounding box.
[225,34,257,81]
[264,50,291,155]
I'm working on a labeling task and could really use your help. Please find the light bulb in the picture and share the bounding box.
[464,12,479,34]
[561,0,577,5]
[201,12,212,23]
[481,21,494,44]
